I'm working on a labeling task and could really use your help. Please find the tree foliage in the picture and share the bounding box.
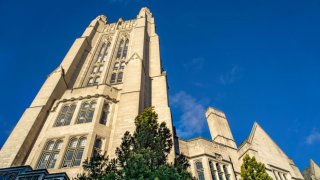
[76,107,194,180]
[240,154,272,180]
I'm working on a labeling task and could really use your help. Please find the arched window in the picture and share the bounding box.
[93,76,100,85]
[116,40,124,59]
[37,139,63,169]
[62,137,86,167]
[98,65,104,73]
[92,66,98,74]
[97,42,110,62]
[110,36,129,85]
[77,101,96,124]
[86,40,111,87]
[99,103,109,125]
[110,73,116,84]
[120,62,125,70]
[113,63,119,70]
[122,39,129,58]
[216,163,223,180]
[209,161,217,180]
[117,72,123,83]
[223,165,230,180]
[88,78,94,86]
[195,161,205,180]
[55,104,76,127]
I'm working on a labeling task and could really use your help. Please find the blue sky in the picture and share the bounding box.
[0,0,319,171]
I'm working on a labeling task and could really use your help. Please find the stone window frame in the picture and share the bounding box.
[194,160,205,180]
[272,168,288,180]
[99,102,110,125]
[54,103,77,127]
[109,33,130,85]
[209,160,218,180]
[61,136,87,168]
[208,158,231,180]
[84,36,112,87]
[37,139,63,169]
[92,136,104,157]
[76,100,97,124]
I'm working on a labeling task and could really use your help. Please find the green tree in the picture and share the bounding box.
[240,154,272,180]
[77,107,194,180]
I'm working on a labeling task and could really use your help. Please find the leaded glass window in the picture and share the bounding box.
[37,139,63,169]
[55,104,76,127]
[86,40,111,87]
[117,72,123,83]
[195,161,205,180]
[77,101,96,124]
[110,37,129,84]
[62,137,86,168]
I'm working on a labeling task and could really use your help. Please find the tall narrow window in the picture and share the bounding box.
[86,40,111,87]
[116,40,124,59]
[278,172,283,180]
[93,76,100,85]
[62,137,86,168]
[209,161,217,180]
[92,138,103,157]
[37,140,63,169]
[195,161,205,180]
[223,165,230,180]
[55,104,76,127]
[110,36,129,85]
[113,63,119,70]
[120,62,125,70]
[99,103,109,125]
[96,42,110,62]
[110,73,116,84]
[117,72,123,83]
[122,39,129,58]
[77,101,96,124]
[216,163,223,180]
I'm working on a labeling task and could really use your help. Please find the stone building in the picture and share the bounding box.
[0,7,309,179]
[302,160,320,180]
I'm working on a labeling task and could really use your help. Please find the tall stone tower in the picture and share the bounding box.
[0,7,174,177]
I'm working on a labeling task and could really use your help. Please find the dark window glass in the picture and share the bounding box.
[122,39,129,58]
[209,161,217,180]
[196,161,205,180]
[62,137,86,167]
[110,73,116,84]
[77,101,96,124]
[116,40,124,59]
[117,72,123,82]
[223,165,230,180]
[99,104,109,125]
[37,140,63,169]
[55,104,76,127]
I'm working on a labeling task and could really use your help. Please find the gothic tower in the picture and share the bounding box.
[0,7,174,177]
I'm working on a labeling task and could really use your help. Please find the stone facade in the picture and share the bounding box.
[179,107,304,180]
[303,160,320,180]
[0,7,308,180]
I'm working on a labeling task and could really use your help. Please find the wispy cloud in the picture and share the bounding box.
[171,91,208,139]
[306,129,320,145]
[183,57,205,71]
[219,65,240,85]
